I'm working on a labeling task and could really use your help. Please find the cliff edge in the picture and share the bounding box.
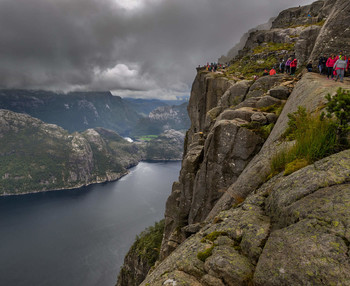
[117,0,350,285]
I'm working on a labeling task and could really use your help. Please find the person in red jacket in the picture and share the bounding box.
[326,54,337,79]
[269,67,277,75]
[290,58,298,75]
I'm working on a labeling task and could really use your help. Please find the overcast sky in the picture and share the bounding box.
[0,0,315,99]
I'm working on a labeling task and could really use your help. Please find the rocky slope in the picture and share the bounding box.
[0,109,141,195]
[145,129,185,161]
[117,0,350,285]
[131,103,190,137]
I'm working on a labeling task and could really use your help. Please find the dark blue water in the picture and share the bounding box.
[0,161,181,286]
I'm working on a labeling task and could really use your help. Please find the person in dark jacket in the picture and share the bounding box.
[279,60,285,73]
[306,61,313,72]
[318,55,327,75]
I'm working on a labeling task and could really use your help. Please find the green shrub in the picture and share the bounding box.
[130,220,165,266]
[260,102,285,116]
[325,88,350,146]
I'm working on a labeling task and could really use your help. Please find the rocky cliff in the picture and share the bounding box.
[117,0,350,285]
[0,109,142,195]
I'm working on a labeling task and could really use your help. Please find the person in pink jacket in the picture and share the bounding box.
[285,58,292,74]
[326,54,337,79]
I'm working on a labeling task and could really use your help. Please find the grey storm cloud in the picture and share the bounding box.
[0,0,314,98]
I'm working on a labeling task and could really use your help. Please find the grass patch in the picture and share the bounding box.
[269,107,338,177]
[197,245,214,262]
[201,231,228,243]
[290,19,326,29]
[260,102,285,116]
[226,55,278,78]
[137,135,158,141]
[243,122,275,140]
[253,42,295,54]
[284,158,309,176]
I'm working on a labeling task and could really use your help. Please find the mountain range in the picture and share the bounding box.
[0,89,189,137]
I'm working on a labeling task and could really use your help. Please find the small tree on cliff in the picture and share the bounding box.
[325,88,350,146]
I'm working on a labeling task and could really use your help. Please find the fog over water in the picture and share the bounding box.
[0,161,181,286]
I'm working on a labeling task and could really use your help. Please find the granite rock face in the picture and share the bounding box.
[309,0,350,65]
[141,150,350,286]
[159,68,291,260]
[118,1,350,285]
[238,0,350,68]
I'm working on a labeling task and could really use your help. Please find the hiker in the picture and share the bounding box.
[326,54,337,79]
[279,60,285,73]
[333,55,347,82]
[285,58,292,74]
[318,55,327,75]
[269,67,277,75]
[262,69,269,76]
[306,61,313,72]
[290,58,298,75]
[335,51,346,61]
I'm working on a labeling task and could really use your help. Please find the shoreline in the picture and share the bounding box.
[0,159,182,197]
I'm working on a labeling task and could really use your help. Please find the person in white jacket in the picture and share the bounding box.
[333,56,348,82]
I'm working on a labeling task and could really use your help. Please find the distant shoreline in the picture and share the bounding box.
[0,160,182,197]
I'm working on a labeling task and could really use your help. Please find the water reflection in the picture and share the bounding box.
[0,161,180,286]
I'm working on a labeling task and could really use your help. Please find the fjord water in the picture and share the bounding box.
[0,161,181,286]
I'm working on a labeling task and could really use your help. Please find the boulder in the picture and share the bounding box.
[269,85,291,100]
[217,108,255,122]
[256,95,282,108]
[265,113,278,124]
[251,112,267,125]
[218,80,252,108]
[234,97,261,109]
[246,75,286,99]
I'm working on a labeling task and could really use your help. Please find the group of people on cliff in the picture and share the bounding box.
[263,57,298,77]
[200,62,230,72]
[199,51,349,83]
[308,52,349,82]
[264,52,349,83]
